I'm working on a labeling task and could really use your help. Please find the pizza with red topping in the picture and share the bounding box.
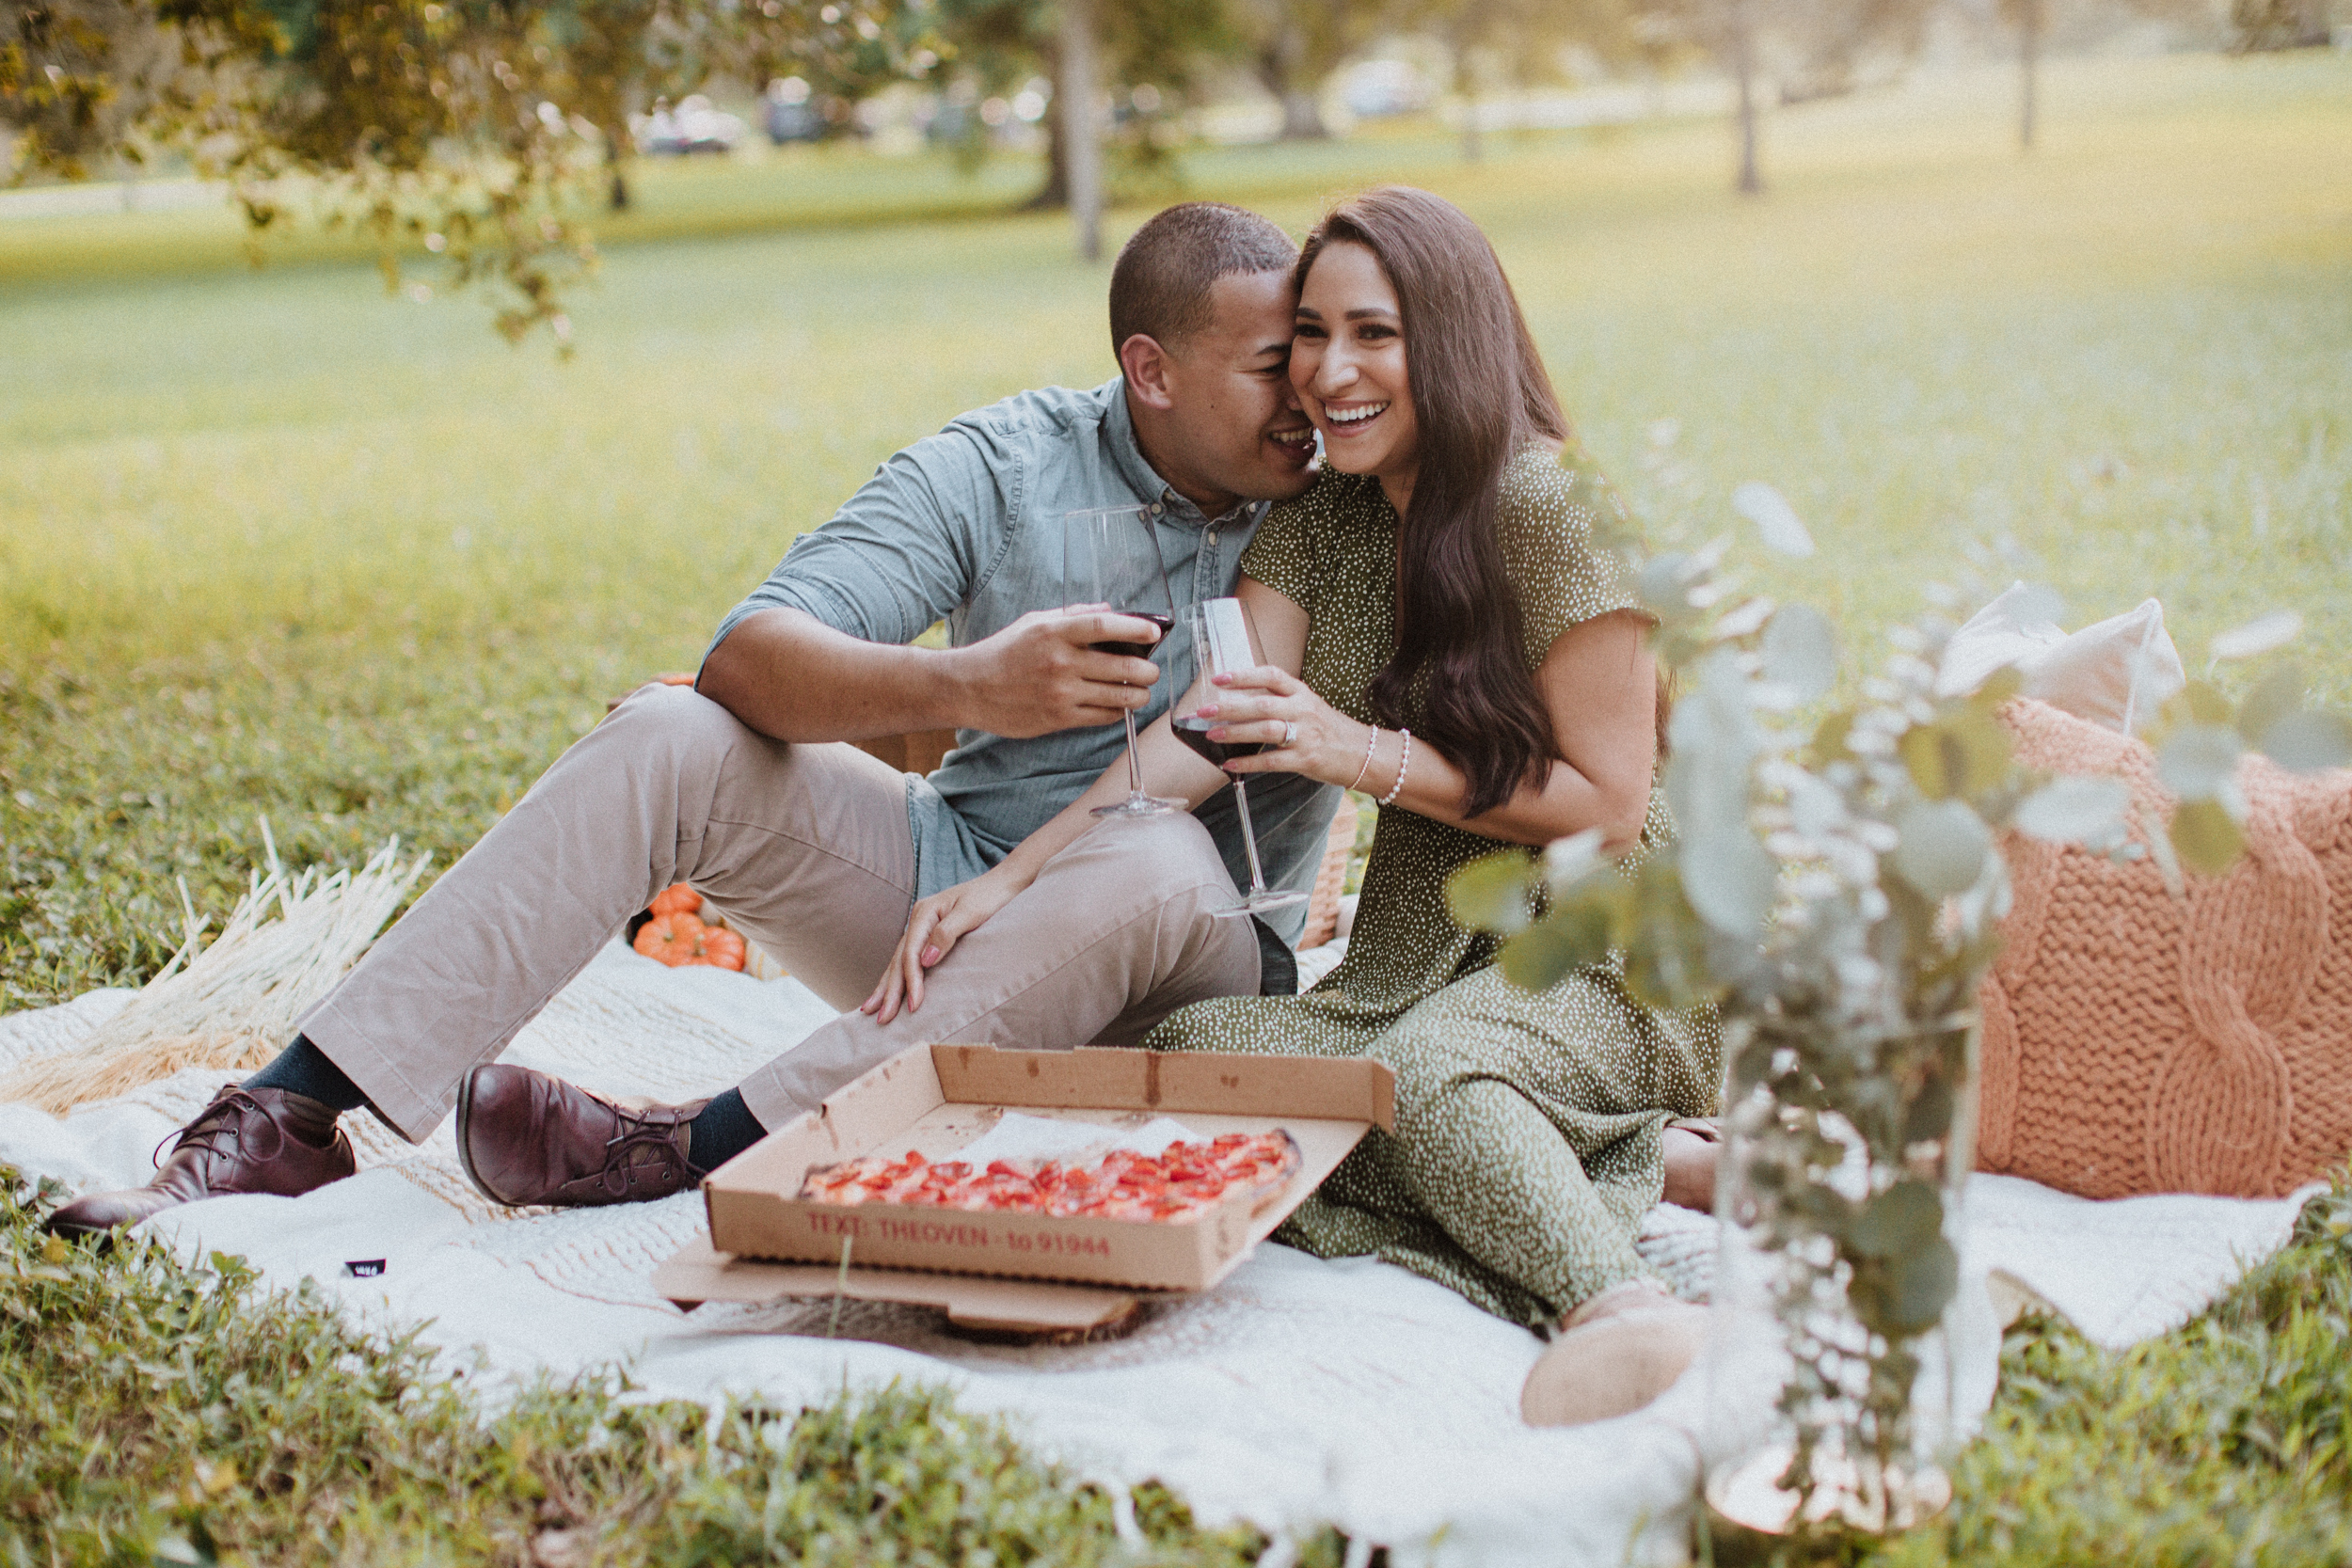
[798,1130,1303,1223]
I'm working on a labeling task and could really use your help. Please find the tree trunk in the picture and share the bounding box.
[1058,0,1103,261]
[1279,87,1327,140]
[604,134,631,211]
[1732,0,1762,196]
[2018,0,2042,151]
[1027,106,1070,210]
[1268,17,1327,139]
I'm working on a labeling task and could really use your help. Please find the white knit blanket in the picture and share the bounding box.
[0,944,2322,1565]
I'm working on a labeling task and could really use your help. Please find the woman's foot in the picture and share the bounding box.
[1662,1117,1721,1212]
[1519,1280,1708,1428]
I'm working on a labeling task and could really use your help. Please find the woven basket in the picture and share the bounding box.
[1299,795,1361,951]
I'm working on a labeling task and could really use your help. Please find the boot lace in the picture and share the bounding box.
[151,1088,289,1172]
[597,1109,705,1197]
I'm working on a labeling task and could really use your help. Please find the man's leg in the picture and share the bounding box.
[46,684,915,1235]
[455,809,1263,1203]
[736,809,1260,1126]
[300,682,916,1138]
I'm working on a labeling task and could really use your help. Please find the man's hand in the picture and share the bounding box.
[947,607,1164,738]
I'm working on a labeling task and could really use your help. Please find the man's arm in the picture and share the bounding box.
[697,605,1166,743]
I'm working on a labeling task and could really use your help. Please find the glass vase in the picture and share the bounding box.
[1703,1010,1982,1536]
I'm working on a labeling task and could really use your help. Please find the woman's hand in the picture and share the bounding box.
[863,863,1032,1023]
[1194,665,1367,786]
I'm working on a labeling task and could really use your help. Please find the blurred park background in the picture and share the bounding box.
[2,2,2347,1010]
[5,5,2352,1560]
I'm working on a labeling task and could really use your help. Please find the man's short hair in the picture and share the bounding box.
[1108,202,1296,359]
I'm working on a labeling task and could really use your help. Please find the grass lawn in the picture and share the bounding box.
[4,48,2349,1564]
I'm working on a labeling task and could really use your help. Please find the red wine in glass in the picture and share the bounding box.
[1171,715,1266,766]
[1092,610,1175,661]
[1175,598,1306,918]
[1067,506,1182,818]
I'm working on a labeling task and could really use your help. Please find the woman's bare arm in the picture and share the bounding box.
[1212,606,1657,852]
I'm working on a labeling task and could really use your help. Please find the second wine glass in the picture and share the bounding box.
[1173,597,1308,919]
[1068,505,1182,818]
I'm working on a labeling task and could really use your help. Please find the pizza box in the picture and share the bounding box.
[654,1042,1393,1320]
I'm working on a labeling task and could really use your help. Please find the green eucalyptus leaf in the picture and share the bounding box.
[2261,710,2352,774]
[1902,1076,1956,1146]
[1899,711,2012,800]
[1807,709,1856,768]
[1620,859,1720,1012]
[1447,849,1536,936]
[2014,775,2131,845]
[2170,797,2246,877]
[2157,725,2243,800]
[1892,799,1992,897]
[2161,678,2234,732]
[1637,554,1697,617]
[1880,1236,1962,1335]
[1499,904,1613,990]
[1974,664,2027,709]
[2236,663,2305,747]
[1732,481,1816,557]
[2209,610,2302,662]
[1848,1180,1944,1259]
[1679,828,1776,939]
[1760,604,1837,704]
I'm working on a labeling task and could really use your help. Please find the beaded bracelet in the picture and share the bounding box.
[1378,727,1413,807]
[1346,725,1380,793]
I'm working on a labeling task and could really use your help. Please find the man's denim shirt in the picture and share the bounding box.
[707,377,1337,944]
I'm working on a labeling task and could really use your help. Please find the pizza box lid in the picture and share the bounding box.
[674,1042,1394,1297]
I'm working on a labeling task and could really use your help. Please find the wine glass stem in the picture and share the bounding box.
[1232,778,1270,896]
[1122,708,1145,799]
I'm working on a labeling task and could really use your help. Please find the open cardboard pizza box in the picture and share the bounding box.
[652,1042,1395,1338]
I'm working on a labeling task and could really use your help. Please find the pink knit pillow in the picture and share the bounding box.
[1979,698,2352,1199]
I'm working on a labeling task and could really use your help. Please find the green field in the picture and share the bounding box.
[4,48,2350,1564]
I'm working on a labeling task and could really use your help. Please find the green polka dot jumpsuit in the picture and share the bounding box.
[1145,443,1722,1330]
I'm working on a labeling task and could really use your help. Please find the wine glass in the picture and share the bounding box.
[1173,597,1308,919]
[1067,505,1182,818]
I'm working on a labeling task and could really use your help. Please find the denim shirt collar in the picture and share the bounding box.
[1101,376,1258,535]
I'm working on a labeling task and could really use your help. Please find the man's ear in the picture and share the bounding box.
[1119,333,1178,411]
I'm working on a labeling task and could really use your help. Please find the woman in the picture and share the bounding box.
[872,186,1718,1427]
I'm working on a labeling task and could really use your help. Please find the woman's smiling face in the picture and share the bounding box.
[1291,239,1419,508]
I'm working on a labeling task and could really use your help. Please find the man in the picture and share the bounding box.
[50,201,1335,1236]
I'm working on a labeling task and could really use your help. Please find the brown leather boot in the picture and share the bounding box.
[44,1085,357,1239]
[1519,1280,1709,1429]
[455,1064,708,1209]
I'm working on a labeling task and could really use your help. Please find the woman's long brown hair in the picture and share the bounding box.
[1298,186,1568,818]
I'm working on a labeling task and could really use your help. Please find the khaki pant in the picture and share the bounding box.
[300,684,1261,1141]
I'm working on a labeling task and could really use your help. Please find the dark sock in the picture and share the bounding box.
[244,1034,368,1114]
[687,1088,767,1172]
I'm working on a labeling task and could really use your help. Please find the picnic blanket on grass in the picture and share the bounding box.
[0,943,2324,1565]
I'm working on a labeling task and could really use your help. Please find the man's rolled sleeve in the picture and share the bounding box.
[706,422,1011,657]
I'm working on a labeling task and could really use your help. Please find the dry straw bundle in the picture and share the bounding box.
[1,824,430,1113]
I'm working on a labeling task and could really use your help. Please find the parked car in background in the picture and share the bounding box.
[1340,59,1433,119]
[765,77,826,144]
[634,95,747,155]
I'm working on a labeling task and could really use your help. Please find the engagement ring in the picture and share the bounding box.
[1282,722,1298,746]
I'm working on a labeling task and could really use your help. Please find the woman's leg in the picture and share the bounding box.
[1371,980,1662,1319]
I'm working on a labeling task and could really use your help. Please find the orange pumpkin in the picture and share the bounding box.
[693,927,747,972]
[633,911,706,966]
[631,908,747,971]
[648,882,702,918]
